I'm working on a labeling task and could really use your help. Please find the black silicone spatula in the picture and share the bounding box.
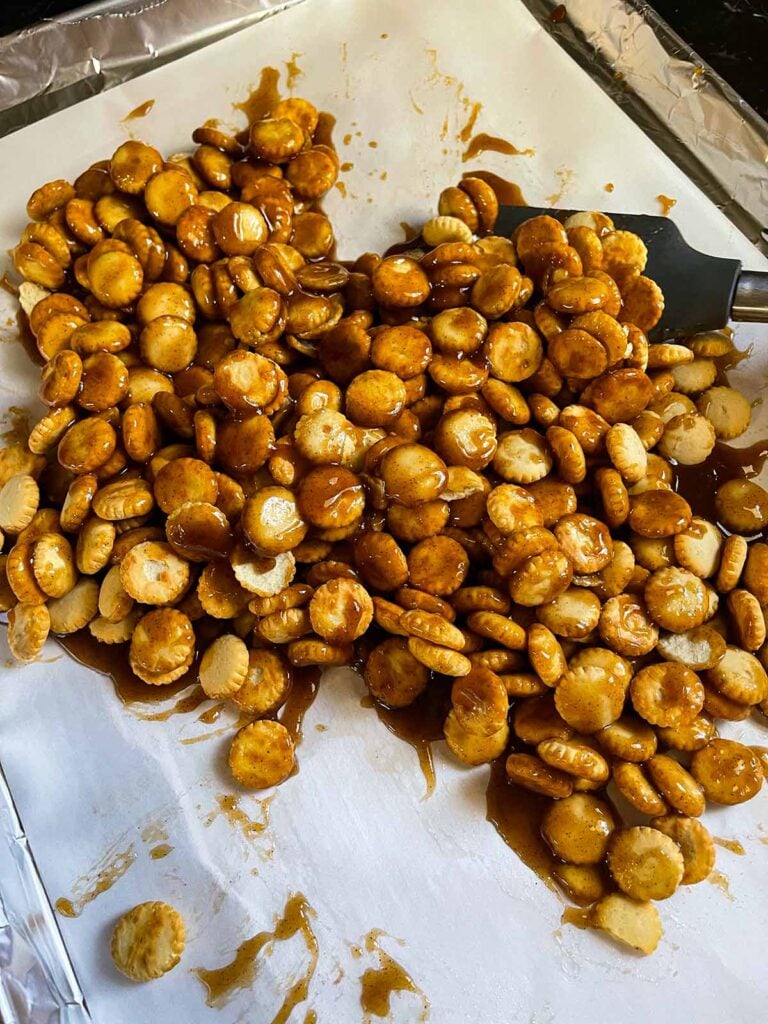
[495,206,768,339]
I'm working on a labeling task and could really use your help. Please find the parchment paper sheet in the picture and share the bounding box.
[1,1,768,1022]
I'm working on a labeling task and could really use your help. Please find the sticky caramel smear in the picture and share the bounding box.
[657,193,677,216]
[364,686,449,799]
[285,52,303,92]
[234,67,281,126]
[135,685,208,722]
[409,91,424,116]
[462,133,534,162]
[205,793,273,841]
[314,112,336,150]
[194,892,318,1019]
[0,273,18,296]
[149,843,173,860]
[140,821,168,845]
[54,843,136,918]
[0,406,31,445]
[550,3,567,22]
[359,930,430,1021]
[123,99,155,122]
[485,757,558,892]
[546,167,575,206]
[57,632,195,707]
[458,101,483,144]
[675,437,768,527]
[278,666,321,747]
[461,170,526,206]
[198,702,226,725]
[708,869,734,901]
[561,906,592,930]
[714,836,746,856]
[604,182,615,193]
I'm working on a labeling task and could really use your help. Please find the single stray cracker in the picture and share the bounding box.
[111,901,185,982]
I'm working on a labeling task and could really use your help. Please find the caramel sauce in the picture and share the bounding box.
[304,1012,318,1024]
[550,3,567,22]
[674,438,768,530]
[458,101,483,144]
[194,892,318,1019]
[604,182,615,193]
[359,929,429,1021]
[364,686,449,799]
[546,167,574,206]
[708,869,734,900]
[235,67,281,126]
[400,221,419,241]
[462,134,534,162]
[54,843,136,918]
[485,757,558,891]
[278,666,321,746]
[56,632,193,706]
[140,821,168,844]
[205,793,272,840]
[136,685,208,722]
[657,194,677,216]
[713,836,746,856]
[16,309,44,366]
[561,906,592,930]
[198,703,226,725]
[149,843,173,860]
[314,112,336,150]
[461,170,526,206]
[0,406,30,445]
[123,99,155,122]
[714,337,751,384]
[285,53,303,92]
[0,273,18,296]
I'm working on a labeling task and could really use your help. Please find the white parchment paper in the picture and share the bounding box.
[1,1,768,1022]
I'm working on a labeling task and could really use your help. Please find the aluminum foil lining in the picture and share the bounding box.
[1,0,768,254]
[0,0,301,134]
[1,1,768,1022]
[0,767,91,1024]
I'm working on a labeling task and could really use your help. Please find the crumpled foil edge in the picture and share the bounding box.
[0,765,92,1023]
[526,0,768,253]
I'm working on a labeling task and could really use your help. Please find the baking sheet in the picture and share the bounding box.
[1,0,768,1021]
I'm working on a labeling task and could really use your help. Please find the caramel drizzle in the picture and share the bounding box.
[462,133,534,162]
[205,792,272,840]
[54,842,136,918]
[194,892,318,1020]
[358,929,430,1021]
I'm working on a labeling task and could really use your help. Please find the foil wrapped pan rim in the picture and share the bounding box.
[1,1,767,1021]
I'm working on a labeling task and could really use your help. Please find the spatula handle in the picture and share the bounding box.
[732,271,768,322]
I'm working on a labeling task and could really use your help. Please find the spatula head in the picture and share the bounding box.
[495,207,741,340]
